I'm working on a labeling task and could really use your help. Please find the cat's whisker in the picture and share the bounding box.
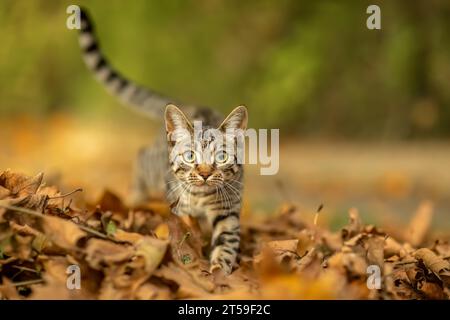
[228,179,244,186]
[166,181,187,199]
[219,185,232,209]
[174,183,190,214]
[217,186,226,208]
[223,182,241,200]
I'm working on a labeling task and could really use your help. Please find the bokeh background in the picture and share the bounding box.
[1,0,450,235]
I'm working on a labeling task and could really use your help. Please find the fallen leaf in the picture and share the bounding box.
[85,239,134,270]
[405,201,434,247]
[414,248,450,285]
[41,215,86,251]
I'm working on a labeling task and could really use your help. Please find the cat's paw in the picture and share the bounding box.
[209,259,232,275]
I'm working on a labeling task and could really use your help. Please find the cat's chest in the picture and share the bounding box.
[179,188,217,216]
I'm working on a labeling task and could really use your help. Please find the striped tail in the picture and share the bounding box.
[78,8,176,119]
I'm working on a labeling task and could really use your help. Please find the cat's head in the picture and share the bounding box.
[164,104,248,188]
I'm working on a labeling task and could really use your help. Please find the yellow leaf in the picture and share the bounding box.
[155,223,170,240]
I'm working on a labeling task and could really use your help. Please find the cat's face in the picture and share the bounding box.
[165,104,247,188]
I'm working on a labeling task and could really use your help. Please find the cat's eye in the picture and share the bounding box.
[182,150,196,163]
[215,151,228,163]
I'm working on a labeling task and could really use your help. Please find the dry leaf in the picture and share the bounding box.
[134,236,168,273]
[342,208,362,240]
[85,239,134,270]
[41,215,86,251]
[155,263,213,298]
[366,236,385,268]
[405,201,434,247]
[414,248,450,285]
[1,169,449,300]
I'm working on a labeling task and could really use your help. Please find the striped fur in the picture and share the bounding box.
[77,8,247,274]
[164,105,247,274]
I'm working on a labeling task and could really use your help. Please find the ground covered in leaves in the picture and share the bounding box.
[0,170,449,300]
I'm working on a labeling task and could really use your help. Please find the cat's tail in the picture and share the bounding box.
[78,7,176,119]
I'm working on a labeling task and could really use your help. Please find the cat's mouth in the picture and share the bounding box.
[189,178,223,187]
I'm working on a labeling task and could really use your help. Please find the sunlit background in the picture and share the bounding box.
[1,0,450,235]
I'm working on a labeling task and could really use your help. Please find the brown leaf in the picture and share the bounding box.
[97,189,127,213]
[341,208,363,241]
[0,170,43,196]
[0,186,10,200]
[0,277,22,300]
[167,214,203,266]
[366,236,385,268]
[296,230,315,257]
[9,221,41,237]
[432,240,450,257]
[414,248,450,285]
[154,263,213,298]
[30,256,92,300]
[113,229,144,244]
[392,268,422,299]
[328,251,368,278]
[419,281,446,300]
[134,282,173,300]
[266,239,298,253]
[405,201,434,247]
[154,223,170,240]
[85,239,134,270]
[41,215,86,251]
[87,235,167,299]
[134,236,168,273]
[0,171,50,211]
[384,237,407,258]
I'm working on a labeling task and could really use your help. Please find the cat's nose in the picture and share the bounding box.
[198,171,211,180]
[197,164,212,180]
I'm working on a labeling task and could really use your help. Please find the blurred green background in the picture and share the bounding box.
[1,0,450,139]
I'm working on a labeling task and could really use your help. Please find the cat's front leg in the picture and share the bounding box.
[207,210,241,274]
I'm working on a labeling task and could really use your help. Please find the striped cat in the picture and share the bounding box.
[77,8,247,274]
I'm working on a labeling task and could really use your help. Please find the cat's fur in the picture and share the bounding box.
[78,8,246,274]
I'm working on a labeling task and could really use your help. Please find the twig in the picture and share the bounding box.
[8,279,44,287]
[393,260,417,267]
[178,231,191,248]
[0,202,44,218]
[79,225,111,240]
[176,231,192,262]
[0,202,110,240]
[314,204,323,226]
[12,265,40,274]
[48,188,83,199]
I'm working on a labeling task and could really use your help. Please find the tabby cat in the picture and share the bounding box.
[78,8,247,274]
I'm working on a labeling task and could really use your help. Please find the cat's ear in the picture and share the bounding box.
[219,106,248,131]
[164,104,193,133]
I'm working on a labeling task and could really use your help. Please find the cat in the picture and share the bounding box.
[77,8,247,274]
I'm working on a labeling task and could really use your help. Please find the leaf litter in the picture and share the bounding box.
[0,170,449,300]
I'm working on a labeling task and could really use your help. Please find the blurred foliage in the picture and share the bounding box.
[1,0,450,139]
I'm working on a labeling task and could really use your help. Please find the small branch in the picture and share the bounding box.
[78,224,111,240]
[48,188,83,199]
[9,279,44,287]
[393,260,417,267]
[178,231,191,248]
[0,202,112,241]
[0,202,44,218]
[12,265,40,274]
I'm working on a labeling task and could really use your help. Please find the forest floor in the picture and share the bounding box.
[0,114,449,299]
